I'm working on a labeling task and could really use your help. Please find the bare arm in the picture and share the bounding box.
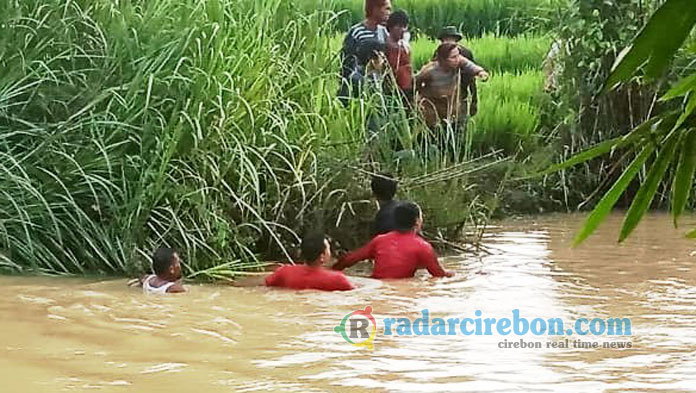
[332,240,375,271]
[127,275,148,287]
[219,275,271,287]
[459,56,488,80]
[166,281,187,293]
[419,242,454,278]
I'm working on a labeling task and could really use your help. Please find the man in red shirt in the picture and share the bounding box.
[265,233,355,291]
[332,202,454,279]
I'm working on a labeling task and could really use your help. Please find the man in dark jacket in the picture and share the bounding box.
[338,0,392,104]
[370,173,399,237]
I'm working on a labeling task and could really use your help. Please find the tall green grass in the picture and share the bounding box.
[410,33,551,73]
[0,0,365,276]
[0,0,500,277]
[471,71,545,153]
[302,0,559,37]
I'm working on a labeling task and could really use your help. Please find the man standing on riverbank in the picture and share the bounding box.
[435,26,479,119]
[385,10,413,101]
[333,202,454,279]
[338,0,392,104]
[417,43,488,129]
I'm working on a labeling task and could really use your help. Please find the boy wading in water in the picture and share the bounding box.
[333,202,454,279]
[136,248,186,294]
[265,233,355,291]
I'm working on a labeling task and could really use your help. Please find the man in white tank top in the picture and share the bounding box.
[138,248,186,294]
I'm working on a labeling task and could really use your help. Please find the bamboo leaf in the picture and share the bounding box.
[661,73,696,101]
[672,128,696,226]
[573,145,655,246]
[673,93,696,131]
[604,0,696,92]
[532,117,659,178]
[620,132,681,242]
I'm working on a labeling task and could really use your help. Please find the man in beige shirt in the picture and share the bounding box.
[416,42,489,128]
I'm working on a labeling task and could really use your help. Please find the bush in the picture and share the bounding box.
[0,0,363,276]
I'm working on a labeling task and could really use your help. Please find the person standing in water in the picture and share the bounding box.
[265,233,355,291]
[434,26,480,118]
[333,202,454,279]
[137,248,186,294]
[416,42,489,129]
[338,0,392,103]
[371,173,399,237]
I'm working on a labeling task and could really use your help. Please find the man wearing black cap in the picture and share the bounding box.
[434,26,478,118]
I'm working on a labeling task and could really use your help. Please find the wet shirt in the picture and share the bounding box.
[372,199,399,237]
[415,58,483,125]
[337,231,447,279]
[416,59,482,100]
[431,45,478,100]
[265,265,354,291]
[386,40,412,91]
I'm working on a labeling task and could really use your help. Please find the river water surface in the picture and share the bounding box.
[2,213,696,392]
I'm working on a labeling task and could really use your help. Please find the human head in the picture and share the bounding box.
[365,0,391,25]
[438,26,463,43]
[386,10,409,41]
[394,202,423,232]
[371,173,397,201]
[301,233,331,266]
[436,42,460,70]
[152,248,182,280]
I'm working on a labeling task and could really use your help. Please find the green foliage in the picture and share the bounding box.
[548,0,696,243]
[410,33,551,73]
[472,71,545,153]
[572,142,655,245]
[534,0,673,212]
[671,129,696,225]
[0,0,364,275]
[549,0,660,143]
[0,0,508,277]
[604,0,696,90]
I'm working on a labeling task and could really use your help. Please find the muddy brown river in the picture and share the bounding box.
[2,213,696,392]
